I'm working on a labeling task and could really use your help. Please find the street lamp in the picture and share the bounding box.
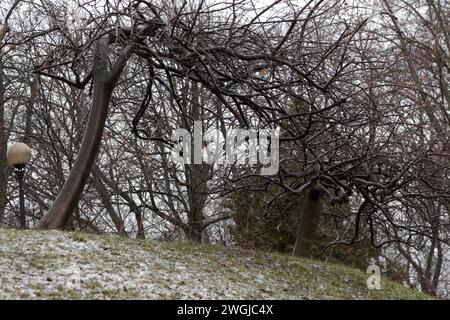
[6,142,32,228]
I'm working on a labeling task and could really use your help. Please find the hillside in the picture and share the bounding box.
[0,228,432,299]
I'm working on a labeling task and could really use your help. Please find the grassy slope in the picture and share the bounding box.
[0,228,432,300]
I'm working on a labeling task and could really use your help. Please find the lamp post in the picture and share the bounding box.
[6,142,32,228]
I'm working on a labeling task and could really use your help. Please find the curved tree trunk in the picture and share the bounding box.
[37,35,130,229]
[37,82,113,229]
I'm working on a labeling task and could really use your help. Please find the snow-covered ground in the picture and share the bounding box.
[0,229,432,299]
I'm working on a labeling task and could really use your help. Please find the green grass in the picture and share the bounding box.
[0,228,434,300]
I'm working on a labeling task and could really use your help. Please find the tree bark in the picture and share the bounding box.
[292,187,322,257]
[185,163,210,243]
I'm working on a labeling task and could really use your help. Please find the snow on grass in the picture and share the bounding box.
[0,228,433,299]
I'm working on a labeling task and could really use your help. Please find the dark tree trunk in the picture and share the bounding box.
[292,187,322,257]
[419,273,437,296]
[184,225,203,243]
[184,163,210,243]
[135,210,145,239]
